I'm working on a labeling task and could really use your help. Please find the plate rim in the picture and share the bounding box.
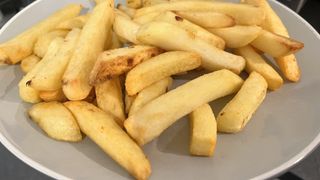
[0,0,319,180]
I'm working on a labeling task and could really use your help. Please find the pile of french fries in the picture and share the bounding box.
[0,0,304,179]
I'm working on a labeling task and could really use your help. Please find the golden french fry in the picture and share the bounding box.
[126,51,201,95]
[125,93,136,114]
[19,38,64,103]
[0,4,82,64]
[135,1,265,26]
[39,89,67,102]
[20,55,41,73]
[275,55,300,82]
[137,21,245,74]
[89,45,163,85]
[117,4,136,18]
[208,25,262,48]
[113,14,141,44]
[125,69,243,145]
[189,104,217,157]
[235,45,283,90]
[95,77,125,127]
[64,101,151,180]
[154,11,225,49]
[63,1,114,101]
[142,0,168,6]
[217,72,267,133]
[31,29,81,91]
[133,12,160,24]
[56,14,90,30]
[175,11,235,28]
[34,30,69,58]
[29,102,82,142]
[129,77,172,116]
[251,29,304,58]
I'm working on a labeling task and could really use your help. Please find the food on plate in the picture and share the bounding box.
[142,0,168,7]
[95,77,125,126]
[137,21,245,74]
[113,14,141,44]
[129,77,172,116]
[0,4,82,65]
[29,102,82,142]
[189,104,217,157]
[20,55,40,73]
[127,0,142,8]
[89,45,162,84]
[125,69,243,145]
[39,89,67,102]
[31,28,81,91]
[56,14,90,30]
[109,31,123,49]
[63,1,114,100]
[208,25,262,48]
[125,92,136,114]
[235,45,283,90]
[64,101,151,180]
[117,4,136,18]
[217,72,267,133]
[126,51,201,95]
[133,11,160,24]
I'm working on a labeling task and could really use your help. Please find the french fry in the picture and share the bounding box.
[234,46,283,90]
[208,25,262,48]
[110,31,123,49]
[175,11,235,28]
[89,45,163,84]
[133,12,160,24]
[129,77,172,116]
[39,89,67,102]
[114,8,131,19]
[34,30,69,58]
[64,101,151,180]
[154,11,225,49]
[251,29,304,58]
[20,55,40,73]
[94,0,106,4]
[117,4,136,18]
[63,1,114,101]
[189,104,217,157]
[95,77,125,126]
[29,102,82,142]
[0,4,82,64]
[125,93,136,114]
[113,14,141,44]
[241,0,301,82]
[56,14,90,30]
[126,51,201,95]
[31,29,81,91]
[137,21,245,74]
[19,38,64,103]
[217,72,267,133]
[134,1,265,26]
[127,0,142,8]
[124,69,243,145]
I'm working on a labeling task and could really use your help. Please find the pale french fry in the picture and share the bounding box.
[63,1,114,101]
[217,72,267,133]
[129,77,172,116]
[20,55,40,73]
[31,29,81,91]
[29,102,82,142]
[113,14,141,44]
[137,21,245,74]
[125,69,243,145]
[39,89,67,102]
[175,11,235,28]
[95,77,125,127]
[154,11,225,49]
[126,51,201,95]
[208,25,262,48]
[89,45,163,85]
[114,9,131,19]
[189,104,217,157]
[127,0,142,8]
[110,31,123,49]
[64,101,151,180]
[34,30,69,58]
[19,38,64,103]
[0,4,82,64]
[133,12,160,24]
[241,0,301,82]
[134,1,265,26]
[142,0,168,6]
[56,14,90,30]
[234,46,283,90]
[251,29,304,58]
[125,93,136,114]
[117,4,136,18]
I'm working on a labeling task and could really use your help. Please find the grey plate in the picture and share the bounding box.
[0,0,319,180]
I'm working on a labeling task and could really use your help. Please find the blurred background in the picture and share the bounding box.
[0,0,319,179]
